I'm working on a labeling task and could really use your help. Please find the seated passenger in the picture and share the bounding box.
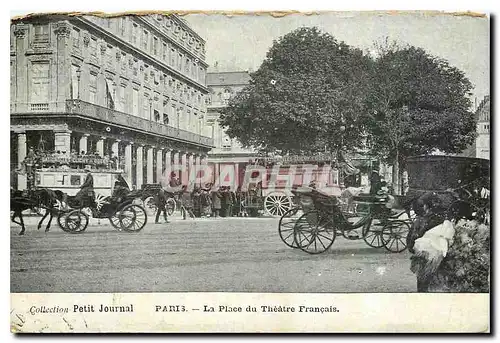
[112,174,130,202]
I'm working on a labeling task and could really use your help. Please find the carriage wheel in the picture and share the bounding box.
[166,198,176,216]
[58,210,88,234]
[362,219,384,248]
[119,204,147,232]
[278,207,301,248]
[293,210,336,254]
[381,220,410,253]
[109,214,122,230]
[143,196,157,216]
[57,211,71,232]
[264,192,293,217]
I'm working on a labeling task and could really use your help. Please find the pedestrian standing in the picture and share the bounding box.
[221,187,233,217]
[211,187,222,218]
[200,187,212,218]
[154,188,170,224]
[192,186,202,218]
[180,186,195,220]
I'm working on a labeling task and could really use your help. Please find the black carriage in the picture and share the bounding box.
[56,191,148,234]
[405,155,490,223]
[278,155,490,254]
[278,186,413,254]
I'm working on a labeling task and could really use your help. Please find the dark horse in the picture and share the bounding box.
[10,188,64,235]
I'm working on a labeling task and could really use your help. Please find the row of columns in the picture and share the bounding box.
[13,130,208,190]
[117,144,208,190]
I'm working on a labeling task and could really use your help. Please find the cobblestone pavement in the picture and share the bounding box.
[11,213,417,293]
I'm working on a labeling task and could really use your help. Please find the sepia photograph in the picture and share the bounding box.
[8,6,490,332]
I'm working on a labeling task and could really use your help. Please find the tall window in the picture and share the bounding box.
[30,62,50,102]
[186,58,190,74]
[90,37,97,57]
[133,59,138,76]
[88,73,97,104]
[170,48,175,66]
[105,79,115,109]
[163,101,169,125]
[132,88,139,116]
[72,29,80,48]
[106,45,113,68]
[119,17,127,36]
[153,37,158,55]
[144,65,149,82]
[131,23,138,44]
[117,85,126,112]
[143,95,150,119]
[187,110,192,132]
[70,65,80,100]
[199,67,204,83]
[222,88,232,105]
[171,105,177,128]
[143,30,149,51]
[33,24,49,42]
[163,43,168,61]
[178,108,184,130]
[178,53,182,70]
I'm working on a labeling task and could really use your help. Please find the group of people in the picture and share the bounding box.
[177,184,240,220]
[149,174,256,224]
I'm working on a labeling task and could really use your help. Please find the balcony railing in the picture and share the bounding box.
[65,99,214,147]
[11,102,62,113]
[30,103,50,112]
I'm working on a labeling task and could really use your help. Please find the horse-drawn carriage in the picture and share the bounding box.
[278,155,490,255]
[56,189,148,234]
[278,186,413,254]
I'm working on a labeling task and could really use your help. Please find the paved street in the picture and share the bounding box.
[11,214,417,293]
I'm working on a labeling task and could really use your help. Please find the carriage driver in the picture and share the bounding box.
[74,166,95,207]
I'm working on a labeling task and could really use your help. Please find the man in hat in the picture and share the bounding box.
[75,166,95,207]
[154,188,170,224]
[369,171,382,195]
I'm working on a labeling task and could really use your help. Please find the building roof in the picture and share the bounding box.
[206,71,251,86]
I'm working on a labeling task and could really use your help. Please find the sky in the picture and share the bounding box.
[184,12,490,104]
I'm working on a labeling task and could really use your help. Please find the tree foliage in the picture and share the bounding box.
[364,42,477,165]
[219,27,372,154]
[220,29,477,170]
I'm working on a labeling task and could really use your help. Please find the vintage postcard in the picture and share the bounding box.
[9,10,490,333]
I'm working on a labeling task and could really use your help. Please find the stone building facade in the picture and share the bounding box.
[10,14,214,191]
[204,71,258,186]
[473,95,490,160]
[205,71,258,162]
[461,95,490,160]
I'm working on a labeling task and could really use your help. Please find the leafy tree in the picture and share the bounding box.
[219,27,372,155]
[364,41,477,194]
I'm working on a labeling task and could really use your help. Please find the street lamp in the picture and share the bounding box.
[76,67,82,100]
